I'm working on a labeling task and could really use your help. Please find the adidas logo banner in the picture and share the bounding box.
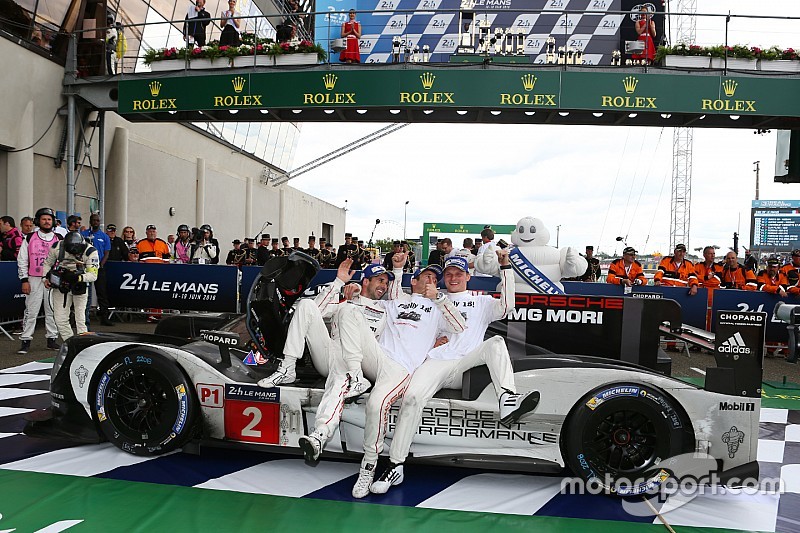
[718,332,751,354]
[712,310,766,398]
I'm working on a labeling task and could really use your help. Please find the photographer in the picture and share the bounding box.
[174,224,192,264]
[188,226,218,264]
[43,232,99,341]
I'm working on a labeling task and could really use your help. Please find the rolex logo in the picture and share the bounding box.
[521,74,537,92]
[149,81,162,97]
[722,79,738,97]
[622,76,638,94]
[323,73,338,91]
[420,72,436,90]
[231,76,246,93]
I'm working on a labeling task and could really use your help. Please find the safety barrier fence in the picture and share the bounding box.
[1,261,795,344]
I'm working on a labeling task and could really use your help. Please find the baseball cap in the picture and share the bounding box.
[232,239,241,244]
[413,264,443,282]
[363,264,395,281]
[792,249,800,257]
[146,224,157,231]
[106,224,117,231]
[128,247,139,254]
[767,256,780,266]
[623,246,637,255]
[443,256,469,273]
[674,243,687,252]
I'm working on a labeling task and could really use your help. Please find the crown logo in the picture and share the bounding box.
[521,74,537,92]
[722,79,738,97]
[420,72,436,90]
[622,76,638,94]
[231,76,246,93]
[149,81,162,97]
[323,73,338,91]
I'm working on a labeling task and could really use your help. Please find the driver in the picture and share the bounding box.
[370,251,539,495]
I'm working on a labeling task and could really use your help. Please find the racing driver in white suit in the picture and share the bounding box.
[370,251,540,495]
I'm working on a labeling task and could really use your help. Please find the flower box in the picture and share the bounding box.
[190,58,230,69]
[759,59,800,72]
[274,52,318,66]
[662,55,709,68]
[724,57,758,70]
[149,61,187,72]
[232,55,274,67]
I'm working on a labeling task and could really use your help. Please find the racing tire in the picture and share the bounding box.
[563,382,694,496]
[91,348,198,456]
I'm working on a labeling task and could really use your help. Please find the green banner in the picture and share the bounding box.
[118,67,800,117]
[421,222,516,265]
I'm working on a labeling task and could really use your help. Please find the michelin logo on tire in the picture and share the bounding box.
[717,332,751,355]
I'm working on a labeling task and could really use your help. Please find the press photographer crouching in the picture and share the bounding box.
[43,232,99,341]
[188,225,218,264]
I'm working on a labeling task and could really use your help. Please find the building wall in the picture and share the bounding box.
[0,37,345,249]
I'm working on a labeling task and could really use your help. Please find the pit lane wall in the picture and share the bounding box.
[0,261,793,343]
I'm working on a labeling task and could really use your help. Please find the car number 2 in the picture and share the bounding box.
[224,400,280,444]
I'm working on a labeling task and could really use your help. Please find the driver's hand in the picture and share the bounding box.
[337,258,354,282]
[433,336,448,348]
[342,283,360,301]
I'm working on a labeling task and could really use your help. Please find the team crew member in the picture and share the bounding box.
[781,249,800,294]
[173,225,192,264]
[694,246,722,289]
[0,216,23,261]
[341,264,467,498]
[719,251,757,290]
[474,227,497,277]
[43,232,99,340]
[136,225,171,262]
[757,257,789,297]
[606,246,646,286]
[17,207,62,353]
[370,253,538,495]
[654,243,698,295]
[258,258,404,389]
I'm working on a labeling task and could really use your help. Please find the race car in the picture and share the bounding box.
[24,252,765,495]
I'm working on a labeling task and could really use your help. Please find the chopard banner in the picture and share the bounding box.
[105,262,239,312]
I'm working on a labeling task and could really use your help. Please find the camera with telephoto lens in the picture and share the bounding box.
[47,265,85,294]
[191,227,205,244]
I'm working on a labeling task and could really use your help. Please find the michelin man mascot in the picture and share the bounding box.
[476,217,587,294]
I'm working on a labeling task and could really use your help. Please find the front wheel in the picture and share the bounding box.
[91,348,198,456]
[563,383,693,496]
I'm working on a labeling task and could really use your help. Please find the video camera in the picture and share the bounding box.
[47,265,86,295]
[191,227,205,244]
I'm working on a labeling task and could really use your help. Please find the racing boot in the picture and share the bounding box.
[257,357,297,388]
[352,460,377,499]
[298,429,326,464]
[370,462,404,494]
[499,390,540,428]
[46,338,60,351]
[344,369,372,399]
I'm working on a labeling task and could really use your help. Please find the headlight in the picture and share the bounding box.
[51,342,70,382]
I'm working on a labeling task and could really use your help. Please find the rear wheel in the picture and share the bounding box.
[563,383,693,496]
[92,348,197,456]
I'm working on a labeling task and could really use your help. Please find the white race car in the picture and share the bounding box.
[25,253,763,496]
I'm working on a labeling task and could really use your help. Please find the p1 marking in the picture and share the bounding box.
[197,383,224,408]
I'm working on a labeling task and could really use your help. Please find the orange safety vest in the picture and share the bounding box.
[136,238,171,263]
[756,269,788,294]
[719,264,757,290]
[695,261,722,288]
[606,258,646,285]
[654,256,698,287]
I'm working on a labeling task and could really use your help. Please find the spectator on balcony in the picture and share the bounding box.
[339,9,361,63]
[219,0,242,46]
[185,0,211,47]
[276,18,296,43]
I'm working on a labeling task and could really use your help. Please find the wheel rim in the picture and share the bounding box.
[586,408,661,475]
[108,367,176,439]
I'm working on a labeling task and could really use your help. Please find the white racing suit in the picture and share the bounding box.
[287,276,403,441]
[338,293,467,464]
[17,231,60,341]
[43,242,100,340]
[388,266,516,465]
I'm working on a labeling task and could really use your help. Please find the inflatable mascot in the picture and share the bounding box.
[476,216,587,294]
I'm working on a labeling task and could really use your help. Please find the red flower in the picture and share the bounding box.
[220,45,229,51]
[280,42,290,50]
[300,40,312,47]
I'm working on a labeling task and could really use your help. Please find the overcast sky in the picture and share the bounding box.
[290,1,800,257]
